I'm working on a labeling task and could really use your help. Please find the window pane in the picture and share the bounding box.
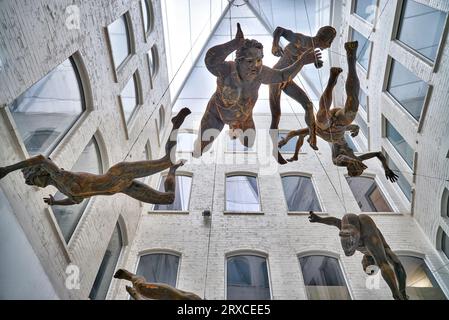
[177,132,196,152]
[107,15,130,69]
[344,134,358,152]
[351,28,372,71]
[278,132,298,154]
[442,231,449,261]
[227,137,253,152]
[226,176,260,212]
[281,176,322,212]
[159,106,165,132]
[359,89,368,113]
[136,253,179,287]
[387,60,428,121]
[346,176,392,212]
[386,154,412,201]
[353,0,377,23]
[120,74,138,123]
[148,46,158,78]
[89,223,123,300]
[397,0,447,61]
[355,113,368,138]
[227,255,270,300]
[386,120,414,168]
[154,175,192,211]
[299,255,351,300]
[141,0,153,33]
[9,58,84,156]
[53,138,103,242]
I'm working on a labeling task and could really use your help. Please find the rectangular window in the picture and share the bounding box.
[282,176,322,212]
[385,119,414,168]
[386,59,429,121]
[359,88,368,113]
[107,14,131,69]
[278,131,298,154]
[350,28,372,71]
[355,113,368,138]
[154,175,192,211]
[120,74,138,123]
[226,175,260,212]
[386,153,412,201]
[346,176,392,212]
[396,0,447,62]
[353,0,377,23]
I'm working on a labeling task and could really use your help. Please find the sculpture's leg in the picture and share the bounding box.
[0,154,58,180]
[164,107,192,155]
[239,118,256,149]
[386,248,408,300]
[192,103,224,158]
[341,41,360,119]
[268,84,288,164]
[120,161,184,204]
[280,128,309,162]
[282,82,318,150]
[317,67,342,120]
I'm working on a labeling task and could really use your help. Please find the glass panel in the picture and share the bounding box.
[278,132,298,154]
[353,0,377,23]
[299,255,351,300]
[154,175,192,211]
[107,15,130,69]
[386,120,414,168]
[53,138,103,242]
[89,223,123,300]
[9,58,84,156]
[396,0,447,61]
[355,113,368,138]
[359,88,368,113]
[136,253,179,287]
[387,59,429,121]
[120,74,137,123]
[346,176,392,212]
[386,154,412,201]
[281,176,322,212]
[350,28,372,71]
[442,231,449,260]
[141,0,153,33]
[226,176,260,212]
[399,256,446,300]
[148,46,158,77]
[344,133,358,152]
[227,255,270,300]
[159,106,165,132]
[177,132,196,152]
[227,137,253,152]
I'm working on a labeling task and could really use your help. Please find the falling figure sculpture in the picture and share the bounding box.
[193,23,322,161]
[114,269,202,300]
[0,108,192,206]
[270,25,337,163]
[278,41,398,182]
[308,211,408,300]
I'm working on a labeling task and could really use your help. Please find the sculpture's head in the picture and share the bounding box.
[236,39,264,81]
[315,26,337,49]
[339,214,361,256]
[21,166,51,188]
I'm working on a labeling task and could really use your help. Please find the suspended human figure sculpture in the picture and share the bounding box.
[192,23,322,160]
[270,25,337,163]
[308,211,408,300]
[114,269,202,300]
[278,41,398,182]
[0,108,192,205]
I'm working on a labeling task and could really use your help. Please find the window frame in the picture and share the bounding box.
[351,0,379,25]
[140,0,155,40]
[118,71,143,138]
[383,117,415,170]
[224,172,262,214]
[280,173,324,214]
[150,172,193,214]
[348,26,374,76]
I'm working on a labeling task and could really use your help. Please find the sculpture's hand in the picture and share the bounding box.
[350,125,359,137]
[272,44,284,57]
[308,211,321,223]
[43,194,55,205]
[235,23,244,46]
[385,168,399,183]
[300,48,322,66]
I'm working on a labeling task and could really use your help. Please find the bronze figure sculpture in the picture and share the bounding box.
[308,211,408,300]
[0,108,192,205]
[114,268,202,300]
[278,41,398,182]
[193,23,322,161]
[270,26,337,163]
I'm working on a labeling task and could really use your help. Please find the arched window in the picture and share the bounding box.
[136,253,180,287]
[346,176,392,212]
[89,223,123,300]
[227,255,270,300]
[107,14,132,70]
[9,57,85,156]
[159,106,165,133]
[154,174,192,211]
[226,175,260,212]
[140,0,154,35]
[398,255,446,300]
[120,73,139,123]
[441,230,449,261]
[281,175,321,212]
[299,255,351,300]
[442,188,449,218]
[53,137,103,242]
[148,46,159,79]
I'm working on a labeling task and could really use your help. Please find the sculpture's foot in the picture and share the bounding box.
[307,127,318,151]
[273,150,287,165]
[344,41,358,57]
[171,107,191,130]
[287,156,299,162]
[171,159,187,171]
[113,268,134,281]
[330,67,343,78]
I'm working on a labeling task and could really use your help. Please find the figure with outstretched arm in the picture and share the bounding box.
[193,23,322,163]
[308,211,408,300]
[0,108,192,205]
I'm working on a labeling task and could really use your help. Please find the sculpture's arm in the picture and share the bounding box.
[43,194,82,206]
[126,286,145,300]
[0,154,59,180]
[333,154,368,171]
[346,124,359,137]
[308,211,342,229]
[357,152,399,183]
[260,48,320,84]
[205,23,244,77]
